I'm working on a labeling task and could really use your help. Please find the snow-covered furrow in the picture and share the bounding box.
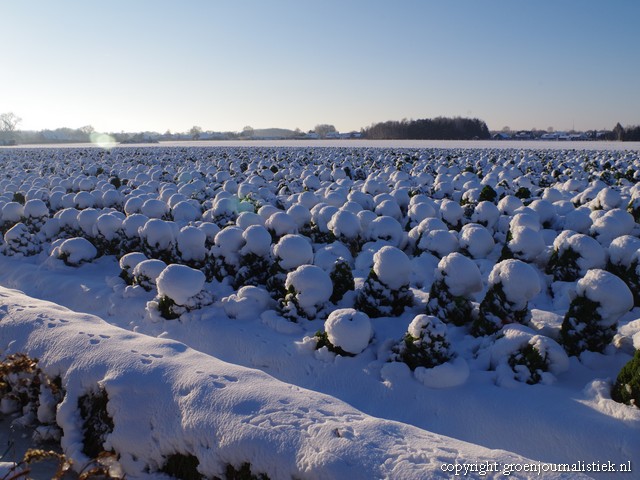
[0,286,585,479]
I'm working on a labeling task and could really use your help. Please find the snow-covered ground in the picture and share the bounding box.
[0,145,639,479]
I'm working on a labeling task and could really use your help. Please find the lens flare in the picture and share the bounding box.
[90,132,117,149]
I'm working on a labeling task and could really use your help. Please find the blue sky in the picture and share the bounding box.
[2,1,639,133]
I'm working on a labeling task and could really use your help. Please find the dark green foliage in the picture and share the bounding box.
[314,331,355,357]
[472,283,529,337]
[109,176,122,190]
[508,344,548,384]
[546,247,582,282]
[611,350,640,408]
[224,463,270,480]
[301,222,336,244]
[362,116,491,140]
[79,388,115,459]
[355,270,413,318]
[158,295,181,320]
[515,187,531,200]
[425,279,473,327]
[330,259,355,303]
[479,185,497,203]
[628,198,640,223]
[265,263,287,301]
[393,332,451,371]
[161,453,203,480]
[234,253,273,290]
[560,295,614,356]
[12,192,26,204]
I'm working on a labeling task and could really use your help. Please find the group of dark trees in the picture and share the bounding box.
[361,117,491,140]
[613,122,640,142]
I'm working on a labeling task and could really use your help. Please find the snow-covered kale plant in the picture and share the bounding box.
[138,218,177,264]
[147,264,212,320]
[118,252,148,285]
[628,194,640,223]
[546,231,606,282]
[175,225,208,269]
[132,259,167,291]
[281,264,333,321]
[266,234,313,300]
[327,209,363,255]
[315,308,373,356]
[50,237,98,266]
[425,252,482,326]
[206,225,245,282]
[472,259,540,336]
[560,269,633,356]
[488,325,569,386]
[3,222,41,257]
[355,246,414,318]
[329,257,355,303]
[390,315,453,370]
[234,225,274,289]
[611,349,640,408]
[606,237,640,307]
[500,225,545,263]
[91,212,124,256]
[21,199,50,233]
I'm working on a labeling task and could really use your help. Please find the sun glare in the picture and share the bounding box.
[90,132,117,149]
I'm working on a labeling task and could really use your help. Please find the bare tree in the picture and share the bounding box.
[0,112,22,145]
[189,126,202,140]
[241,125,254,138]
[314,124,337,138]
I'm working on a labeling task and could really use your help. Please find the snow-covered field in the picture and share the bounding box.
[0,145,639,479]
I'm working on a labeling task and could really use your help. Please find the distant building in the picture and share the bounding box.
[492,132,511,140]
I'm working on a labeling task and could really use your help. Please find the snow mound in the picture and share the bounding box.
[325,308,373,355]
[156,264,206,305]
[51,237,98,266]
[274,234,313,270]
[284,265,333,312]
[435,252,483,297]
[576,269,633,326]
[488,260,541,310]
[373,246,411,290]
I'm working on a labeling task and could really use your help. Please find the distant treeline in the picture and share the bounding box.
[362,117,491,140]
[615,123,640,142]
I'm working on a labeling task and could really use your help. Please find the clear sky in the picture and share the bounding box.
[2,0,639,134]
